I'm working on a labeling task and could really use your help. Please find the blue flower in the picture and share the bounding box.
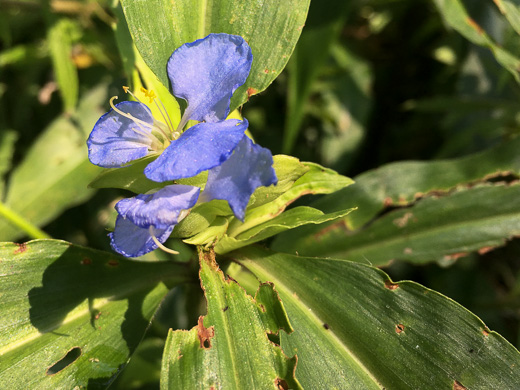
[88,33,278,257]
[110,185,200,257]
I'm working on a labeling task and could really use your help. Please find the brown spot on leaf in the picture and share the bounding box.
[383,197,393,207]
[264,68,269,74]
[222,306,229,312]
[314,219,349,240]
[81,258,92,265]
[384,280,399,290]
[403,247,413,255]
[275,378,289,390]
[247,87,258,99]
[258,303,266,313]
[482,328,490,337]
[14,243,27,254]
[466,17,484,34]
[453,380,467,390]
[323,323,330,330]
[478,246,495,255]
[443,252,469,261]
[197,316,214,349]
[395,324,405,334]
[393,212,415,228]
[107,260,119,267]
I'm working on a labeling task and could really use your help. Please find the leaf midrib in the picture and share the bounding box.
[241,259,383,389]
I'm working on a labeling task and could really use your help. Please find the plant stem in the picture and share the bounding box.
[0,202,51,239]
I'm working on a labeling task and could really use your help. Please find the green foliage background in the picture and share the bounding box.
[2,0,520,388]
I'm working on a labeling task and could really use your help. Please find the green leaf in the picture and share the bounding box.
[274,183,520,266]
[120,0,310,112]
[494,0,520,36]
[160,251,300,389]
[214,206,356,254]
[228,247,520,389]
[0,240,191,389]
[48,18,79,113]
[272,137,520,253]
[88,156,161,194]
[433,0,520,82]
[0,130,17,197]
[0,85,107,241]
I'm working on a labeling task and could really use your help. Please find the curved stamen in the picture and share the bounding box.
[110,96,154,130]
[149,226,179,255]
[110,96,163,151]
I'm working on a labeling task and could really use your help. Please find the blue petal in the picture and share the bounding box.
[168,33,252,123]
[144,119,248,182]
[115,184,200,229]
[202,136,277,221]
[87,101,154,168]
[109,216,174,258]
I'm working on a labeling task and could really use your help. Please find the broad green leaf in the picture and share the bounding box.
[48,18,79,113]
[0,85,107,241]
[272,137,520,254]
[0,240,191,389]
[433,0,520,81]
[214,206,356,254]
[228,247,520,389]
[161,251,300,389]
[120,0,310,112]
[274,183,520,266]
[283,0,351,153]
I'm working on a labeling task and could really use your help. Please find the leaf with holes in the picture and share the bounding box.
[0,240,191,389]
[120,0,310,112]
[273,183,520,266]
[161,250,300,389]
[227,247,520,389]
[272,138,520,255]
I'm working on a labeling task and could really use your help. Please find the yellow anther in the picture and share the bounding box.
[140,87,156,103]
[123,86,129,93]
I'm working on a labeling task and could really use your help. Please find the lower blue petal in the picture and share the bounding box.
[87,101,154,168]
[109,216,174,258]
[202,136,277,221]
[115,185,200,229]
[144,119,248,182]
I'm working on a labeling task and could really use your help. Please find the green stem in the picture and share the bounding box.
[0,202,51,239]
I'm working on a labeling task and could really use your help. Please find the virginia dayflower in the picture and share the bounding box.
[87,33,277,257]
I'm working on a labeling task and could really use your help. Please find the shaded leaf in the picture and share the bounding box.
[283,0,351,153]
[48,18,79,112]
[228,247,520,389]
[161,250,300,389]
[0,85,107,241]
[274,183,520,266]
[0,240,191,389]
[272,138,520,253]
